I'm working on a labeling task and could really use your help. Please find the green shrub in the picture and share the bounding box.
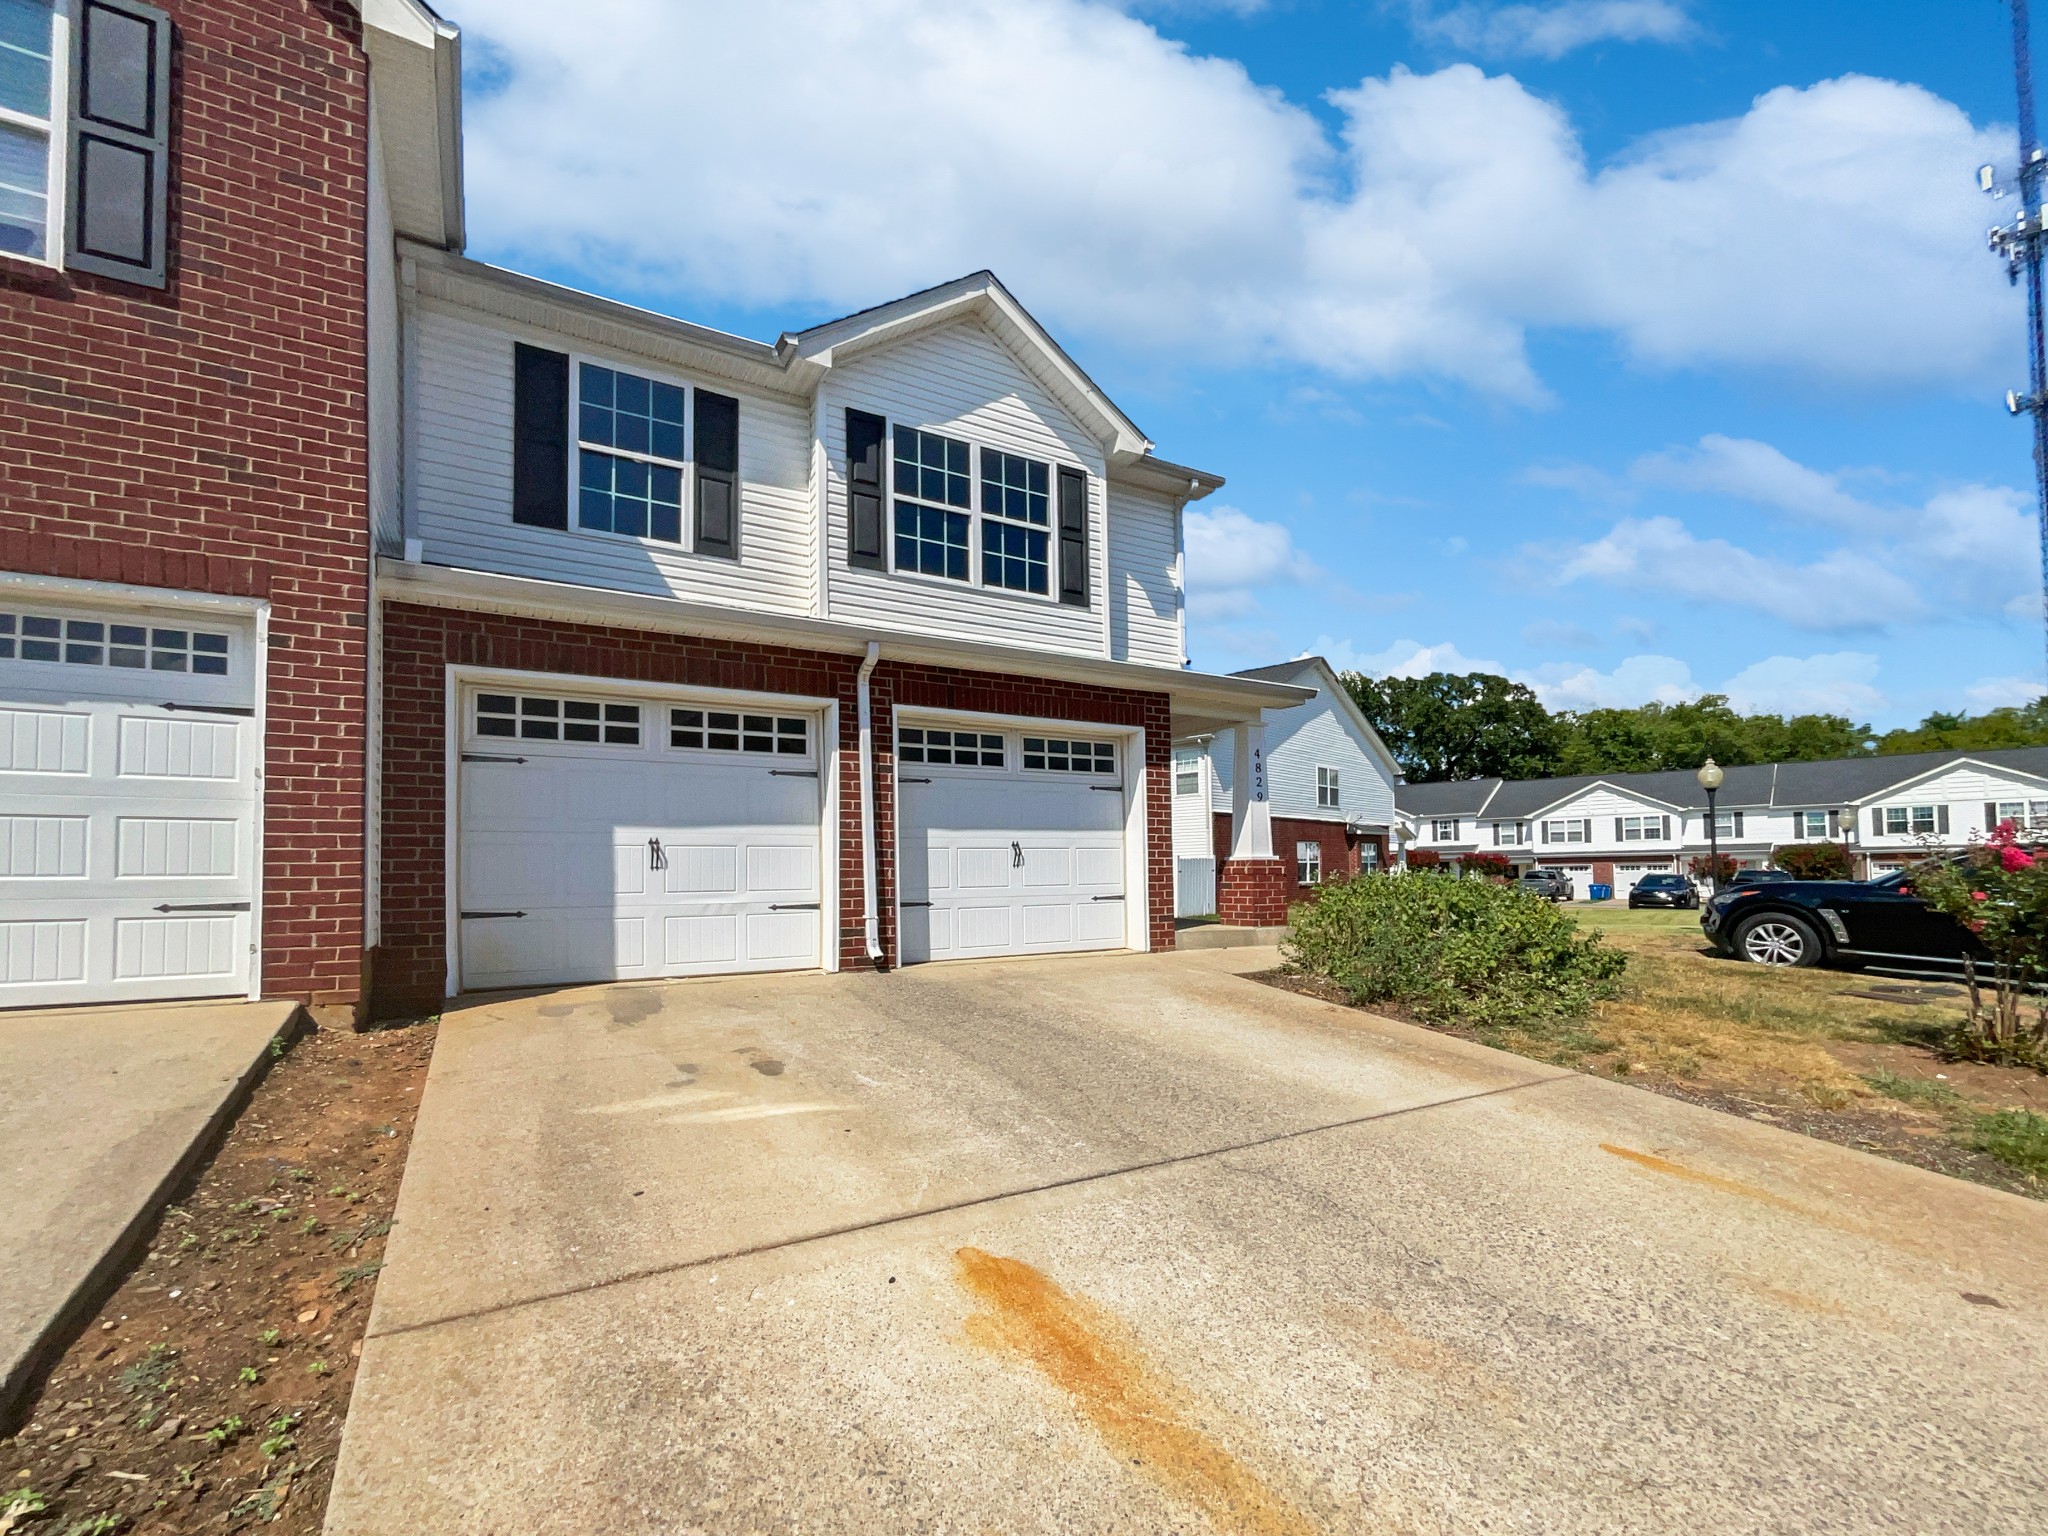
[1285,870,1627,1034]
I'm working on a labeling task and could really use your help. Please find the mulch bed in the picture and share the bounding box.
[2,1015,436,1534]
[1246,967,2045,1201]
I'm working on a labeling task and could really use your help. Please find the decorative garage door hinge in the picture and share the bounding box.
[769,902,822,911]
[1089,785,1124,792]
[161,702,256,717]
[1091,894,1125,902]
[769,768,819,778]
[462,753,527,764]
[900,901,933,908]
[152,901,252,913]
[900,776,932,784]
[460,910,526,920]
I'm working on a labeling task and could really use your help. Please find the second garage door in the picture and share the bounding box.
[457,685,825,992]
[897,723,1130,964]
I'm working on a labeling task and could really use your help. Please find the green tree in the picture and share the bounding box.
[1342,671,1565,783]
[1557,697,1872,774]
[1876,697,2048,755]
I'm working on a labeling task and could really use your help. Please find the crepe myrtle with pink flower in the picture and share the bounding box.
[1914,820,2048,1066]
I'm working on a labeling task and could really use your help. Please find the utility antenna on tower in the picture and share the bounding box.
[1987,0,2048,685]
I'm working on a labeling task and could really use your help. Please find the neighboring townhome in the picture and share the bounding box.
[0,0,459,1021]
[367,254,1306,1010]
[1396,746,2048,897]
[1172,658,1401,915]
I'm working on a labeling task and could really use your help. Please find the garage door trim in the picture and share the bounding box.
[891,705,1149,959]
[0,573,270,1006]
[443,664,843,997]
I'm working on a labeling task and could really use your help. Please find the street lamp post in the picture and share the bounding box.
[1697,758,1725,893]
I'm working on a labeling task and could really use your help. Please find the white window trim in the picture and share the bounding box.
[565,352,695,553]
[0,0,72,273]
[1431,817,1458,842]
[1316,765,1340,810]
[1295,839,1322,886]
[885,428,1074,607]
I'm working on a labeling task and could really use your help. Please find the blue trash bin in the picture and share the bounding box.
[1588,882,1613,902]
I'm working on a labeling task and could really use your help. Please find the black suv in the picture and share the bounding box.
[1701,865,1975,974]
[1627,874,1698,910]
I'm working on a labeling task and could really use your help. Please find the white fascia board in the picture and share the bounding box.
[358,1,462,249]
[1283,656,1403,788]
[1850,756,2048,805]
[1521,780,1693,822]
[377,558,1307,721]
[1108,452,1224,500]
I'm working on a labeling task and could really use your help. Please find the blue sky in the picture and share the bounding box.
[442,0,2039,729]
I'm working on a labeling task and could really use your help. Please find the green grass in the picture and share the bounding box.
[1966,1109,2048,1178]
[1861,1068,1964,1107]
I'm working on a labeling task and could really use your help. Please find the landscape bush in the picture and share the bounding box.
[1458,851,1513,879]
[1285,870,1627,1035]
[1913,820,2048,1067]
[1773,841,1853,880]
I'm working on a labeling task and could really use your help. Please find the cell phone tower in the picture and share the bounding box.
[1988,0,2048,685]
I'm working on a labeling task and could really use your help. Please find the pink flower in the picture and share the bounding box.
[1994,819,2020,844]
[1972,890,1990,901]
[1968,919,1987,934]
[2003,846,2037,871]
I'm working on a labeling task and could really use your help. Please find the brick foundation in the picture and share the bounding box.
[371,601,1175,1016]
[0,1,370,1009]
[1216,856,1291,926]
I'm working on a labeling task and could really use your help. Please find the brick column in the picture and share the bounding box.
[1217,856,1291,926]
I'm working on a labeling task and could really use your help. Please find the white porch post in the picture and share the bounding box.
[1230,718,1273,859]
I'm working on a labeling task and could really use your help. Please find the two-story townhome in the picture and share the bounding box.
[1,0,459,1019]
[1397,746,2048,897]
[1171,658,1401,914]
[366,255,1307,1012]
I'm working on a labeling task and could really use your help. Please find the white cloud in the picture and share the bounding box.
[1414,1,1696,60]
[449,1,2015,398]
[1311,635,1506,676]
[1527,653,1695,709]
[1533,436,2038,630]
[1183,504,1317,619]
[1551,515,1920,630]
[1965,674,2046,710]
[1718,652,1886,717]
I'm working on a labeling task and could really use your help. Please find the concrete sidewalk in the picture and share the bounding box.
[0,997,299,1427]
[328,950,2048,1534]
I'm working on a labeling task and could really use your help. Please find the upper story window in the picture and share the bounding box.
[1542,818,1589,844]
[980,450,1049,594]
[1317,766,1340,809]
[1882,804,1941,837]
[1176,768,1201,795]
[1616,815,1668,842]
[578,363,686,545]
[1,0,172,286]
[1994,799,2048,829]
[893,427,971,581]
[1431,818,1458,841]
[1796,810,1837,838]
[1491,821,1526,846]
[0,0,57,260]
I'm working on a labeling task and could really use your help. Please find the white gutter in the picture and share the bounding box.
[857,641,883,965]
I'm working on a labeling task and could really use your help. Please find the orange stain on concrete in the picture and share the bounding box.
[1599,1143,1816,1218]
[953,1247,1318,1536]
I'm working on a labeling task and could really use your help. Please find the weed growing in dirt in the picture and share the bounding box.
[1862,1070,1963,1107]
[334,1260,383,1292]
[1967,1109,2048,1177]
[4,1487,48,1518]
[257,1327,281,1347]
[260,1414,298,1458]
[118,1343,176,1399]
[205,1415,245,1446]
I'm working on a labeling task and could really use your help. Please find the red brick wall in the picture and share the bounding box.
[1273,816,1356,896]
[0,2,370,1008]
[1217,857,1290,926]
[372,603,1175,1016]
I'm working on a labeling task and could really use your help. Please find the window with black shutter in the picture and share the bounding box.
[512,344,571,529]
[1057,465,1089,607]
[66,0,172,287]
[846,409,886,570]
[694,389,739,558]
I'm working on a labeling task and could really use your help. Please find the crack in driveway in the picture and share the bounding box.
[369,1071,1575,1342]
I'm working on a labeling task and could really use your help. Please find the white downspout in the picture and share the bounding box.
[857,641,883,964]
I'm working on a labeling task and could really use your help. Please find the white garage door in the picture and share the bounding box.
[1614,861,1673,897]
[457,686,824,991]
[1,603,258,1008]
[898,723,1129,964]
[1548,863,1594,901]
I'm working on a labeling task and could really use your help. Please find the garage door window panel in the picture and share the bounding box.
[476,694,642,747]
[2,611,229,674]
[1022,736,1115,775]
[670,708,808,757]
[899,726,1003,767]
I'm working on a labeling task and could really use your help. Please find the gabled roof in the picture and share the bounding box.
[1230,657,1402,786]
[1394,745,2048,817]
[1517,777,1692,820]
[783,271,1157,465]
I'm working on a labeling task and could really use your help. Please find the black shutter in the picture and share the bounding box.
[1986,801,2000,831]
[66,0,172,287]
[1733,811,1744,839]
[1872,808,1884,837]
[1614,817,1624,842]
[694,389,739,559]
[1057,466,1090,606]
[846,409,886,570]
[511,344,570,530]
[1938,805,1950,835]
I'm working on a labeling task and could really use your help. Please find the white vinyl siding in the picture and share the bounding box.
[822,318,1108,658]
[410,305,817,614]
[1106,479,1182,667]
[1171,749,1215,858]
[1257,684,1396,830]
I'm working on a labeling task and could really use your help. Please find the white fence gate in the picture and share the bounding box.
[1175,856,1216,918]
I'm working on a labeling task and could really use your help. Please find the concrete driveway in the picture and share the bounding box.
[326,950,2048,1535]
